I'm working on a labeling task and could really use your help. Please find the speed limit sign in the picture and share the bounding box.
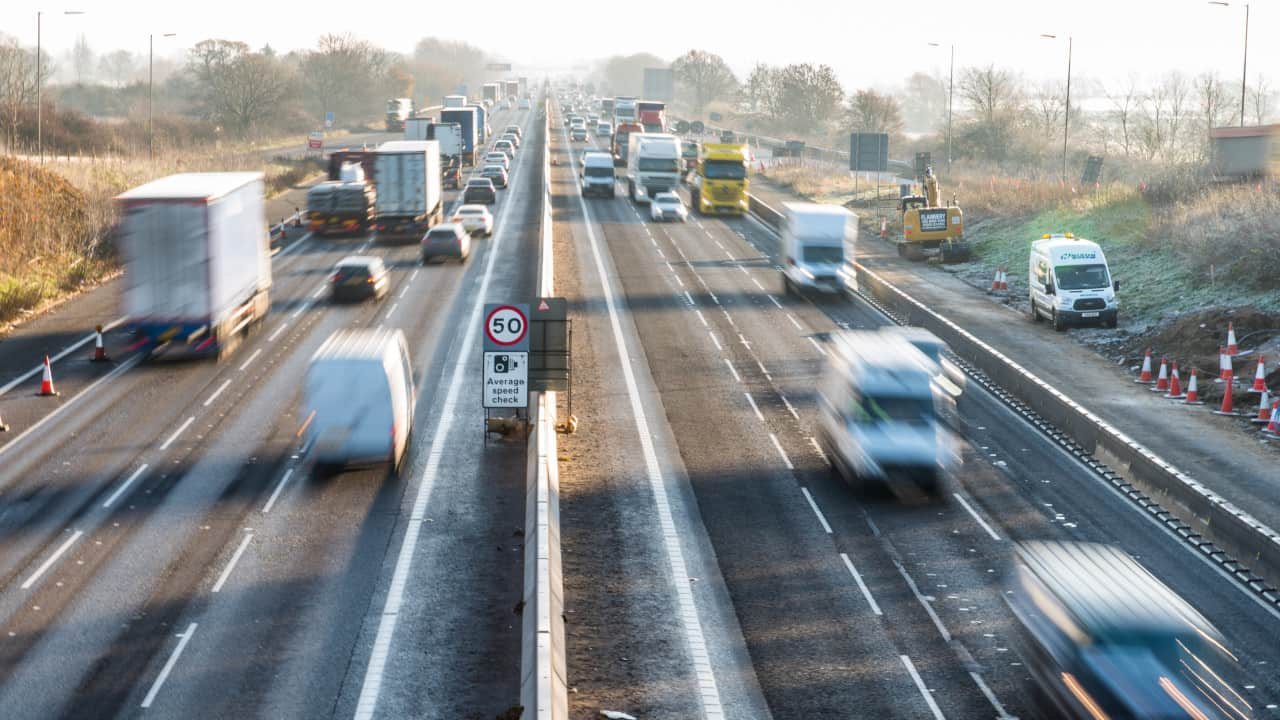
[483,304,529,351]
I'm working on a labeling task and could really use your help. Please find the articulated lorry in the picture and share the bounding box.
[470,102,489,145]
[373,140,443,244]
[306,162,376,236]
[613,96,637,126]
[116,172,271,360]
[439,107,479,165]
[625,132,682,203]
[385,98,413,132]
[505,79,519,98]
[690,143,749,215]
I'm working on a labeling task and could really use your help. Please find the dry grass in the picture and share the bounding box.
[1150,184,1280,290]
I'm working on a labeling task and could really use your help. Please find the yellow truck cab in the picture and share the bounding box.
[690,143,749,215]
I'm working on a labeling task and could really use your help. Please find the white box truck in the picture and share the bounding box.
[443,94,468,108]
[780,202,857,295]
[404,120,463,168]
[116,172,271,360]
[373,140,443,244]
[625,132,681,203]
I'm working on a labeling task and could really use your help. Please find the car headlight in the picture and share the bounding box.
[798,267,815,280]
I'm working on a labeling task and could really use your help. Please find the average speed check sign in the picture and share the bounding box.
[483,304,529,352]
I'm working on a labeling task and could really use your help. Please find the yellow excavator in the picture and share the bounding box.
[898,167,970,262]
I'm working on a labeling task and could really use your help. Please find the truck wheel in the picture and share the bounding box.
[1052,310,1066,332]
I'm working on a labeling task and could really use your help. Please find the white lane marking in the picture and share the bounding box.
[385,302,399,319]
[311,284,327,299]
[102,464,148,509]
[355,112,531,720]
[410,269,419,281]
[769,295,783,309]
[756,360,770,378]
[744,392,765,422]
[0,355,139,460]
[21,530,84,589]
[953,493,1002,542]
[673,274,685,288]
[695,310,709,328]
[267,323,289,342]
[787,313,803,330]
[399,286,410,300]
[656,248,665,259]
[709,291,720,305]
[770,432,796,470]
[721,310,735,327]
[808,437,827,463]
[893,559,952,642]
[211,532,253,593]
[840,552,883,616]
[708,332,722,351]
[0,316,127,398]
[262,468,294,514]
[290,300,314,320]
[901,655,947,720]
[276,230,315,257]
[782,394,800,421]
[140,623,198,708]
[737,333,751,348]
[202,379,232,408]
[970,671,1014,719]
[159,416,195,451]
[568,127,726,717]
[723,358,741,383]
[237,348,262,372]
[800,487,831,532]
[808,337,827,356]
[738,265,750,277]
[683,290,695,306]
[714,240,724,250]
[751,277,765,291]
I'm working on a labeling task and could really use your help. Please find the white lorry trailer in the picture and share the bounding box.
[373,140,443,244]
[625,133,681,203]
[116,172,271,360]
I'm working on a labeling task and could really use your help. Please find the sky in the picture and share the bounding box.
[6,0,1273,95]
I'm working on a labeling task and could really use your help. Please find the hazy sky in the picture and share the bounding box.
[7,0,1273,94]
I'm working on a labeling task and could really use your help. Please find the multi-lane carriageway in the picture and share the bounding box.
[0,93,1275,720]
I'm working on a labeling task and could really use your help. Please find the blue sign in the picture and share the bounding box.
[324,111,334,128]
[456,84,467,96]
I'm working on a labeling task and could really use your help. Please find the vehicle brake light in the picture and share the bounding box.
[330,272,341,283]
[367,277,375,284]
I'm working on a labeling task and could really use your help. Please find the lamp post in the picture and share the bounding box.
[928,42,955,172]
[35,10,85,164]
[1209,1,1250,126]
[149,32,177,160]
[1040,33,1072,182]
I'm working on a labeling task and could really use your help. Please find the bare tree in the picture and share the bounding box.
[98,49,135,88]
[71,33,93,85]
[1250,74,1273,125]
[1195,71,1233,160]
[0,35,38,151]
[775,63,844,135]
[1105,75,1141,157]
[671,49,737,118]
[845,89,903,136]
[958,64,1020,125]
[187,39,294,134]
[899,71,946,134]
[740,63,779,120]
[301,34,392,123]
[1031,80,1065,141]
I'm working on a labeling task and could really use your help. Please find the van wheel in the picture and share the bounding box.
[1052,310,1066,332]
[1105,313,1118,329]
[1028,296,1041,322]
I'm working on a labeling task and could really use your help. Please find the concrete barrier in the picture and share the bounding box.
[749,193,1280,601]
[520,95,569,719]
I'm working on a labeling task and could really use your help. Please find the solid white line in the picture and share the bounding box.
[202,379,232,407]
[894,559,952,642]
[354,112,531,720]
[695,310,709,328]
[102,464,148,509]
[21,530,84,589]
[237,348,263,372]
[970,671,1014,720]
[0,356,139,460]
[901,655,947,720]
[781,394,800,420]
[953,493,1002,542]
[723,358,741,383]
[0,316,127,398]
[385,302,399,319]
[262,468,294,514]
[808,337,828,356]
[159,416,195,451]
[840,552,883,616]
[800,487,831,532]
[267,323,289,342]
[567,123,726,717]
[787,313,803,330]
[708,332,722,351]
[211,532,253,593]
[140,623,198,708]
[744,392,765,422]
[290,300,313,320]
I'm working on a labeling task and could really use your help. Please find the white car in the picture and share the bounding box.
[518,98,531,110]
[483,151,510,171]
[493,140,516,160]
[596,121,612,137]
[650,192,688,222]
[450,204,494,237]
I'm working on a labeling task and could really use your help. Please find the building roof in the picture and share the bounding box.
[1209,124,1280,139]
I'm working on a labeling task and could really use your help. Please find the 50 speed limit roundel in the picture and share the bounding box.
[485,305,528,347]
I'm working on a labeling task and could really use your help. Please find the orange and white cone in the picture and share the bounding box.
[91,324,109,362]
[1248,355,1267,393]
[38,355,58,397]
[1226,322,1238,355]
[1213,376,1239,416]
[880,219,888,239]
[1184,369,1205,405]
[1252,390,1273,423]
[1215,347,1233,384]
[1164,361,1186,399]
[999,268,1009,291]
[1151,357,1170,393]
[1135,349,1154,384]
[1265,401,1280,435]
[991,268,1003,292]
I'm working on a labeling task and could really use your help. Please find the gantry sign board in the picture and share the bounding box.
[483,304,529,408]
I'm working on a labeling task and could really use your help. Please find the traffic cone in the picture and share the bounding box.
[880,219,888,239]
[991,268,1002,292]
[998,267,1009,291]
[1164,361,1186,399]
[1248,355,1267,393]
[1213,376,1239,416]
[1226,322,1238,355]
[1215,347,1233,384]
[1151,357,1169,393]
[38,356,58,397]
[1184,369,1205,405]
[1265,400,1279,435]
[0,411,8,432]
[1252,390,1273,423]
[91,324,109,362]
[1135,349,1154,384]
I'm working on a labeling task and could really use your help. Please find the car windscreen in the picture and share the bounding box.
[702,160,747,180]
[334,266,370,280]
[638,158,679,172]
[1055,263,1110,290]
[850,395,933,425]
[802,245,843,265]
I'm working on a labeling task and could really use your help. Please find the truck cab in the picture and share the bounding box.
[625,133,681,203]
[690,143,749,215]
[1028,233,1119,330]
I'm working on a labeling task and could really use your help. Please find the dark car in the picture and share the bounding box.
[421,223,471,263]
[480,164,509,188]
[329,255,389,302]
[463,178,497,205]
[442,162,462,189]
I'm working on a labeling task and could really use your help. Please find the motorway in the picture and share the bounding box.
[0,105,538,719]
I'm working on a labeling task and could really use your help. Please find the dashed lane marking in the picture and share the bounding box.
[237,348,262,372]
[800,486,830,532]
[159,416,195,451]
[901,655,947,720]
[953,493,1002,542]
[21,530,84,590]
[744,392,765,422]
[840,552,883,616]
[211,531,253,593]
[140,623,198,709]
[202,379,232,407]
[723,358,741,383]
[102,464,148,509]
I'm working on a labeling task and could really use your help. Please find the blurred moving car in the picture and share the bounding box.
[1007,541,1250,720]
[450,204,494,237]
[421,223,471,263]
[481,164,509,188]
[329,255,389,302]
[304,328,414,474]
[463,177,497,205]
[649,192,687,222]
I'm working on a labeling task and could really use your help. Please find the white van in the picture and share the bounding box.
[1027,234,1119,330]
[781,202,857,295]
[817,330,958,494]
[580,151,616,198]
[304,328,415,474]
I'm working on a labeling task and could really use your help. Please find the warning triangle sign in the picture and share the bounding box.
[538,299,550,311]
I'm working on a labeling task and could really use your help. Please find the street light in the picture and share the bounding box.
[1040,33,1072,182]
[36,9,86,164]
[1209,1,1250,126]
[149,32,177,160]
[928,42,954,173]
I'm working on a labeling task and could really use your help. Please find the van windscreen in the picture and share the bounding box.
[1055,263,1110,290]
[852,395,933,425]
[803,246,843,265]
